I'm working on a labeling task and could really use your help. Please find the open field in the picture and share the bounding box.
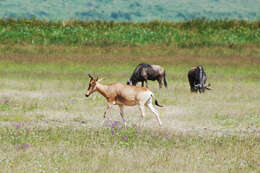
[0,46,259,172]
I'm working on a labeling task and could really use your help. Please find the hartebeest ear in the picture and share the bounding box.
[88,74,93,79]
[97,78,103,82]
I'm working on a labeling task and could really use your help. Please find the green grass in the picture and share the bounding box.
[0,61,259,172]
[0,33,260,172]
[0,19,260,48]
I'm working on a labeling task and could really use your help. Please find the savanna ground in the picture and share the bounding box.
[0,43,260,172]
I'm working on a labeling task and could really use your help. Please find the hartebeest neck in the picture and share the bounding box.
[96,82,110,100]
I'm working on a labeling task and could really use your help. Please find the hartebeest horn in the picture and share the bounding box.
[88,74,94,79]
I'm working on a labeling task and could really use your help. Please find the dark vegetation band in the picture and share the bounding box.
[0,18,260,48]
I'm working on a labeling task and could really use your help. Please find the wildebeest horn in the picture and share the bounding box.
[88,74,93,79]
[206,83,212,90]
[205,86,212,90]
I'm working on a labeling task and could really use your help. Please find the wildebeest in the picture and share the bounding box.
[127,63,167,88]
[85,74,163,127]
[188,65,211,93]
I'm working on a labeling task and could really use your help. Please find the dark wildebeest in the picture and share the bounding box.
[188,65,211,93]
[127,63,167,88]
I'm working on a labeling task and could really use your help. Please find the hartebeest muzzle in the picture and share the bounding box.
[85,90,93,97]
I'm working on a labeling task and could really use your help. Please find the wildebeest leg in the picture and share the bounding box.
[158,77,163,88]
[146,99,162,126]
[189,79,196,92]
[139,104,145,127]
[119,105,126,128]
[145,80,148,88]
[141,81,144,87]
[101,103,112,126]
[141,70,148,88]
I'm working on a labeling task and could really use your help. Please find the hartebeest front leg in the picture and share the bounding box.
[101,103,112,126]
[119,105,127,128]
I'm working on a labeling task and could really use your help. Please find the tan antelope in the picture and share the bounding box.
[85,74,163,127]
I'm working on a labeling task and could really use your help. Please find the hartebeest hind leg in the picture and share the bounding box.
[146,99,162,126]
[138,105,146,127]
[119,105,127,127]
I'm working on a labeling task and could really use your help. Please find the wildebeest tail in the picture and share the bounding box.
[151,93,163,107]
[163,72,168,88]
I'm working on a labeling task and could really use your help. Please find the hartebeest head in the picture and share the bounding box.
[85,74,102,97]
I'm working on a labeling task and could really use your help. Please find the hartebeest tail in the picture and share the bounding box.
[86,74,163,127]
[155,99,163,107]
[151,93,163,107]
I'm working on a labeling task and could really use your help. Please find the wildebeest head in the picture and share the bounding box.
[127,64,150,86]
[127,78,137,86]
[126,79,132,85]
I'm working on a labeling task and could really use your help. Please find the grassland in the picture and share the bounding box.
[0,19,260,172]
[0,48,260,172]
[1,19,260,48]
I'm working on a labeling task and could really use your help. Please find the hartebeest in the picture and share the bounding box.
[85,74,163,127]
